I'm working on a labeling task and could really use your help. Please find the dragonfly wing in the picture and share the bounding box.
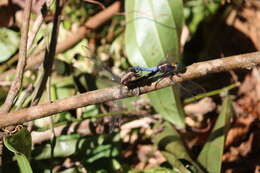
[178,80,206,99]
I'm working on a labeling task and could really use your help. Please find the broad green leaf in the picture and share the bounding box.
[153,122,203,173]
[4,128,33,173]
[34,134,120,160]
[148,88,185,128]
[0,28,20,63]
[125,0,185,128]
[34,137,81,159]
[197,96,233,173]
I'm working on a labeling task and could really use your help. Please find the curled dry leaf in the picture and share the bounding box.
[184,97,216,117]
[237,67,260,118]
[232,0,260,50]
[225,114,256,147]
[223,133,254,163]
[184,97,216,128]
[135,145,165,170]
[226,68,260,147]
[222,67,260,173]
[120,117,155,143]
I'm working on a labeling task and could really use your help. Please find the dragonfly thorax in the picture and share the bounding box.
[158,62,177,73]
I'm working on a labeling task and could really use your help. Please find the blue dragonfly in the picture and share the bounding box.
[120,61,205,99]
[120,61,184,86]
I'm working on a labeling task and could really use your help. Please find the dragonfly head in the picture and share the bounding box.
[175,63,186,73]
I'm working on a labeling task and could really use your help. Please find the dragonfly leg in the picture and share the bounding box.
[153,71,175,88]
[132,87,141,96]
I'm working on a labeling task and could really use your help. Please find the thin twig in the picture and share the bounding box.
[0,52,259,128]
[184,83,240,104]
[83,0,106,9]
[31,0,61,106]
[26,1,121,70]
[0,0,33,113]
[27,0,51,50]
[15,84,34,110]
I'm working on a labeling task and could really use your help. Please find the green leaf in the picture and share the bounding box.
[125,0,185,128]
[161,151,191,173]
[0,28,20,63]
[4,128,33,173]
[148,88,185,128]
[85,144,119,163]
[153,122,203,173]
[197,96,233,173]
[34,134,120,160]
[34,135,80,159]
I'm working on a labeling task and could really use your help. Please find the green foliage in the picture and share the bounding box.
[125,0,186,128]
[33,133,123,172]
[198,96,233,173]
[153,122,203,173]
[62,0,97,29]
[151,96,233,173]
[0,0,237,172]
[184,0,221,34]
[4,128,33,173]
[0,28,20,63]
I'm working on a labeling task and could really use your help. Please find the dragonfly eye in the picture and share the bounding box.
[176,63,185,73]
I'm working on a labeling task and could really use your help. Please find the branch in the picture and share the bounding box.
[0,0,32,170]
[0,0,33,113]
[25,1,121,70]
[27,0,50,50]
[0,52,259,128]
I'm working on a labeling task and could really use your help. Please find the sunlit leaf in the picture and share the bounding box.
[125,0,185,128]
[34,134,120,160]
[33,135,81,159]
[0,28,20,63]
[197,96,233,173]
[4,128,32,173]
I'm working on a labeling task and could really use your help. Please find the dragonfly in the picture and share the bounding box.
[120,61,184,86]
[120,61,205,99]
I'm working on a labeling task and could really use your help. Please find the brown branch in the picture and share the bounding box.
[25,1,121,70]
[0,0,33,113]
[0,1,121,81]
[0,0,33,170]
[83,0,106,9]
[0,52,259,128]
